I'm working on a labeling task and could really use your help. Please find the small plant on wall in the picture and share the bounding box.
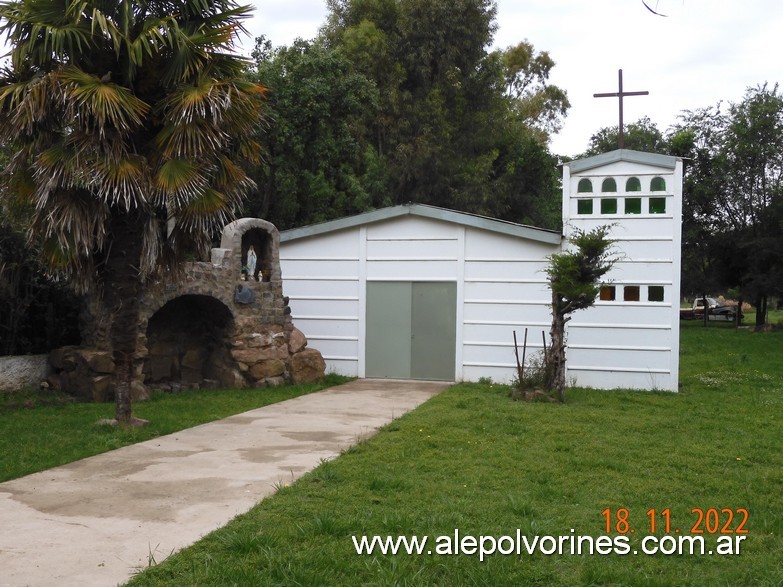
[545,225,617,402]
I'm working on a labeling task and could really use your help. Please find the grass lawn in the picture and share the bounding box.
[0,373,350,483]
[122,318,783,586]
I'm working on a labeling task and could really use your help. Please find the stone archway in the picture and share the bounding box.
[49,216,325,401]
[143,295,239,390]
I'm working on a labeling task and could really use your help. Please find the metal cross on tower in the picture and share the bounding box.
[593,69,649,149]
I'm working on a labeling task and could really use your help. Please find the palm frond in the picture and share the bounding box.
[35,140,85,192]
[154,157,208,205]
[179,186,227,215]
[154,77,265,161]
[39,233,80,272]
[31,187,110,258]
[173,186,236,232]
[159,4,253,84]
[0,0,92,69]
[127,15,177,59]
[163,76,228,124]
[91,153,149,209]
[58,66,150,135]
[38,230,98,293]
[213,154,246,188]
[155,117,229,159]
[0,73,57,135]
[89,7,122,56]
[234,137,263,164]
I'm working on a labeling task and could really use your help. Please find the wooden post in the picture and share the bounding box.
[513,330,523,386]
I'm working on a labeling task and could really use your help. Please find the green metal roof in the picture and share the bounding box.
[280,203,562,245]
[567,149,679,174]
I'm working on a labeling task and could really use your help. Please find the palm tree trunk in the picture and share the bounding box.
[103,210,144,424]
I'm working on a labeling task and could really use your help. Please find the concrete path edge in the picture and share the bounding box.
[0,379,448,587]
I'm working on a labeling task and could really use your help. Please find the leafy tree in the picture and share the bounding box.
[545,226,616,401]
[247,37,382,229]
[720,85,783,325]
[673,85,783,327]
[316,0,569,227]
[579,116,670,158]
[0,0,265,422]
[669,111,727,319]
[498,40,570,141]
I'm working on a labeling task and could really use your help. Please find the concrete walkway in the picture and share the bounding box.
[0,379,447,587]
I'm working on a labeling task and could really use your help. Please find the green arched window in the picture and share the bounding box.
[626,177,641,192]
[601,178,617,192]
[577,178,593,193]
[650,177,666,191]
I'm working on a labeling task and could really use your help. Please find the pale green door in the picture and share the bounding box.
[366,282,456,381]
[366,282,412,379]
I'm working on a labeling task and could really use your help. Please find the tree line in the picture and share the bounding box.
[242,0,569,231]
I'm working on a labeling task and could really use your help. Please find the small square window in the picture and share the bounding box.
[599,285,616,301]
[577,199,593,215]
[648,286,664,302]
[601,198,617,214]
[624,197,641,214]
[624,286,640,302]
[649,197,666,214]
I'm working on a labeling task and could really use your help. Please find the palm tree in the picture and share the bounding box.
[0,0,266,423]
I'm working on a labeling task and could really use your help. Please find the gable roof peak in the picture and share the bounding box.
[568,149,680,174]
[281,203,562,245]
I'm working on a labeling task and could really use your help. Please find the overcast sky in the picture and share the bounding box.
[238,0,783,157]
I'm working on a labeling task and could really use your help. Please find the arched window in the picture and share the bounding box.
[577,178,593,193]
[626,177,641,192]
[650,177,666,192]
[601,177,617,192]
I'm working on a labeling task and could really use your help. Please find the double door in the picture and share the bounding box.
[365,282,456,381]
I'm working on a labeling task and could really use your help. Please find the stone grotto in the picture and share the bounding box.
[48,218,326,402]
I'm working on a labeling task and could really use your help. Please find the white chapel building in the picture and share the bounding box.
[279,149,683,391]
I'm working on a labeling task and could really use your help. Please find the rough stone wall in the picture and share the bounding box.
[0,355,49,391]
[50,218,325,400]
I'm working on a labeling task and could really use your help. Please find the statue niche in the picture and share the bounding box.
[241,227,271,282]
